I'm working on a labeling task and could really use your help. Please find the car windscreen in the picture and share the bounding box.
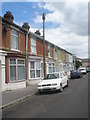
[46,74,59,79]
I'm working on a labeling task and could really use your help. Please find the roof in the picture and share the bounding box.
[1,16,28,32]
[81,58,90,62]
[1,15,73,56]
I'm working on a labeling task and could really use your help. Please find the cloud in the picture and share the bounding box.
[35,2,88,58]
[36,2,88,36]
[45,26,88,58]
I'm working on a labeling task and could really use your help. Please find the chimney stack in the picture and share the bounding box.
[35,30,41,35]
[4,11,14,22]
[22,22,30,31]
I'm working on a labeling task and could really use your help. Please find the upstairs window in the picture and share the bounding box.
[55,49,57,59]
[31,37,36,54]
[63,52,65,60]
[11,29,19,50]
[48,45,51,57]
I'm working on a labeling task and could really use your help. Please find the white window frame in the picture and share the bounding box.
[48,45,51,58]
[48,63,55,74]
[29,60,41,79]
[63,52,65,61]
[31,37,36,54]
[55,49,58,59]
[9,58,25,82]
[60,63,63,71]
[11,29,19,51]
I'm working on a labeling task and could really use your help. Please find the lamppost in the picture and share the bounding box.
[73,54,76,70]
[42,12,46,79]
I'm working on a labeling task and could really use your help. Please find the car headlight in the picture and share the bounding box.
[38,85,42,87]
[52,83,57,86]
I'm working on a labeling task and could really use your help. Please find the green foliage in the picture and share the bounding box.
[75,60,82,69]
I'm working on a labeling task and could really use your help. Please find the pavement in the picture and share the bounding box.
[1,85,37,109]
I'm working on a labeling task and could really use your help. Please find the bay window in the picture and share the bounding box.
[30,61,35,78]
[10,59,16,81]
[9,59,25,82]
[48,63,55,73]
[29,61,41,79]
[60,63,63,71]
[36,61,41,78]
[17,60,25,80]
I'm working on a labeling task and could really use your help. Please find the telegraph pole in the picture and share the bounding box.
[42,12,46,79]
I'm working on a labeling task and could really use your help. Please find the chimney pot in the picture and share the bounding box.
[22,22,30,31]
[4,11,14,22]
[35,30,41,35]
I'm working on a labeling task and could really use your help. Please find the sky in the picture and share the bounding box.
[1,0,89,59]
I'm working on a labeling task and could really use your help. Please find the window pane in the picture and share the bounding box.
[31,38,36,45]
[36,70,40,77]
[10,59,16,64]
[11,29,18,50]
[11,29,18,36]
[18,66,25,80]
[31,46,36,53]
[49,67,52,73]
[36,61,40,69]
[30,70,35,78]
[48,46,51,57]
[18,60,24,64]
[11,35,18,49]
[30,62,35,69]
[10,66,16,81]
[31,37,36,53]
[53,67,55,72]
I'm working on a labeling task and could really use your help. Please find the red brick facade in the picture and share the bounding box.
[19,32,26,53]
[1,18,55,84]
[2,25,11,50]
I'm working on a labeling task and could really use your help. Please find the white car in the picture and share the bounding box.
[79,67,87,74]
[37,71,68,93]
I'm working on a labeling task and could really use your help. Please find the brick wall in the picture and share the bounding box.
[51,46,54,58]
[19,32,26,53]
[2,25,11,50]
[27,35,31,53]
[36,39,43,56]
[36,38,48,57]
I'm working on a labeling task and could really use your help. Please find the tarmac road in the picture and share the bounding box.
[2,73,88,118]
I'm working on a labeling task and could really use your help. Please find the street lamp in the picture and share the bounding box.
[73,54,76,70]
[42,12,46,79]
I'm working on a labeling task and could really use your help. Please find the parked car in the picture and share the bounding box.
[37,71,68,93]
[70,70,82,79]
[78,67,87,75]
[86,67,90,73]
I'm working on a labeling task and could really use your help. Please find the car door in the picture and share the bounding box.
[62,72,67,87]
[60,72,65,87]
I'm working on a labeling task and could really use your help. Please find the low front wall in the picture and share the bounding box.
[2,81,26,91]
[29,79,41,86]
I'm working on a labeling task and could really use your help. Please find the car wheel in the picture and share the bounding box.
[60,83,63,92]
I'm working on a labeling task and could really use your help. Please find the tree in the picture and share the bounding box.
[75,60,82,69]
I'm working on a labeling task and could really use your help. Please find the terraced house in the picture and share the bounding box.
[0,11,74,91]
